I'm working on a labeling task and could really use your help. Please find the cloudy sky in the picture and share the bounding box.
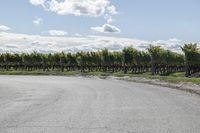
[0,0,199,53]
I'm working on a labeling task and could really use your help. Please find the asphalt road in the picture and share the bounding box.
[0,75,200,133]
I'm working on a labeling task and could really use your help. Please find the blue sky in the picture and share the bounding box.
[0,0,199,53]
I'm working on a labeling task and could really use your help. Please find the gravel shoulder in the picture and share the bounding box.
[105,76,200,96]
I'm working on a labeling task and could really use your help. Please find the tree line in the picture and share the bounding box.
[0,43,199,77]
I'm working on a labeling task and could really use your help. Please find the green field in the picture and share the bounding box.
[0,70,200,85]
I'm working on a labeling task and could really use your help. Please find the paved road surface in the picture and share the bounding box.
[0,75,200,133]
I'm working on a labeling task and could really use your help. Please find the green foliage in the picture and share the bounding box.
[181,43,200,65]
[181,43,200,76]
[0,43,198,77]
[122,47,138,65]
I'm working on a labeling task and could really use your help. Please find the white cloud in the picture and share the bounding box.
[33,16,43,25]
[152,38,183,51]
[104,14,114,23]
[30,0,45,6]
[91,24,120,33]
[74,33,82,37]
[29,0,117,17]
[107,17,114,23]
[0,32,186,53]
[0,25,11,31]
[48,30,68,36]
[107,5,118,15]
[30,0,120,32]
